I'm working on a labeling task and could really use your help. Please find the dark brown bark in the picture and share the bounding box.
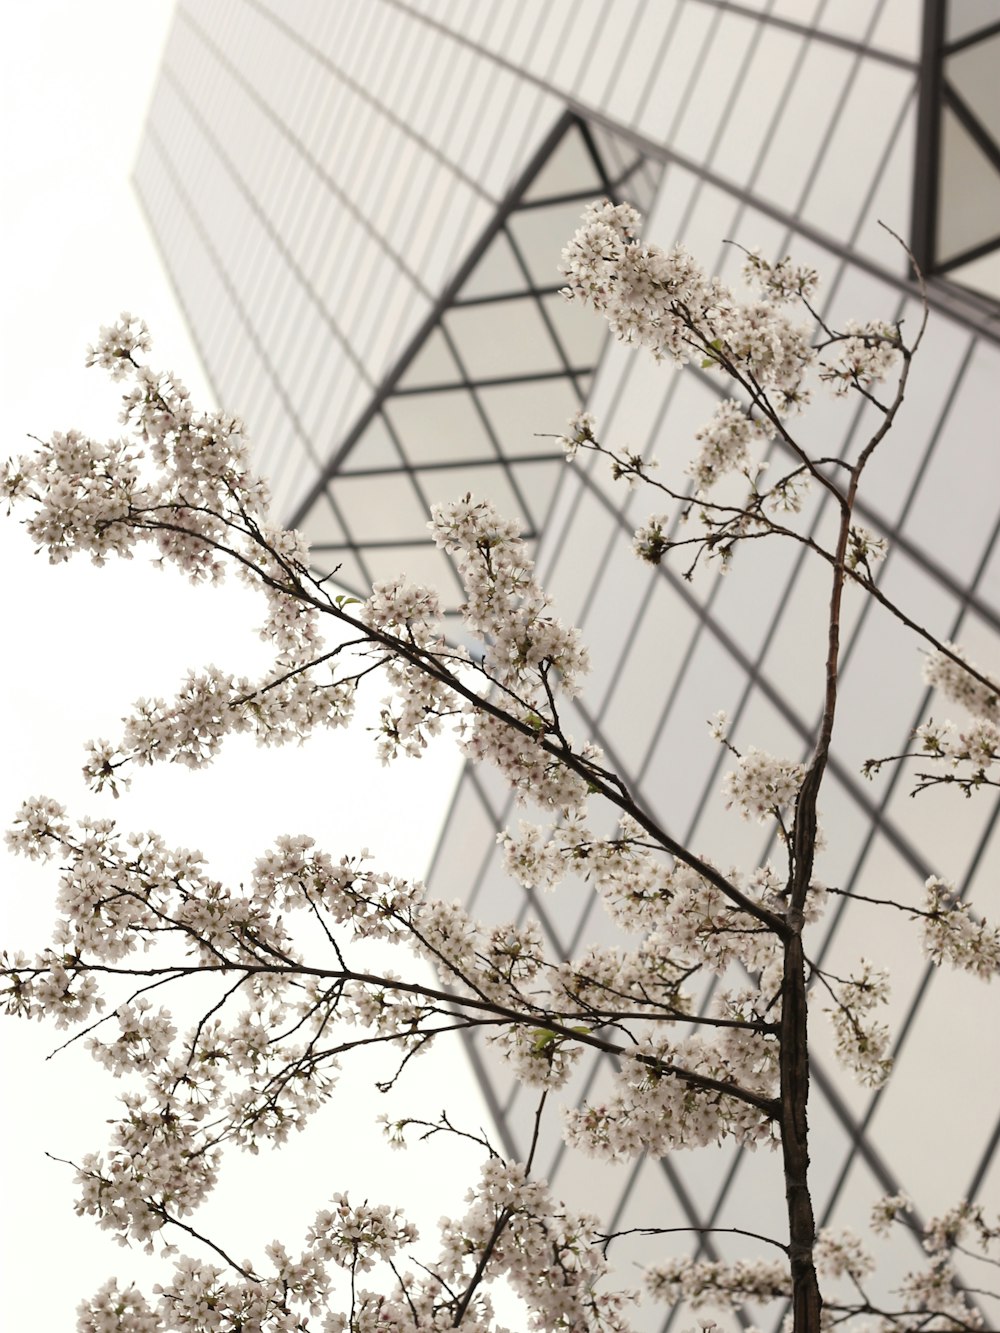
[780,926,822,1333]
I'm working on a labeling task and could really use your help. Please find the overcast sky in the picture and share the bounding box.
[1,7,481,1326]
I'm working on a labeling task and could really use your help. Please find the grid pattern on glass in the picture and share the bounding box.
[131,2,1000,1329]
[913,2,1000,312]
[288,113,663,615]
[421,81,1000,1333]
[429,336,1000,1329]
[132,0,564,521]
[393,0,924,281]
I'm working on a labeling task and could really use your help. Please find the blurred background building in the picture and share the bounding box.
[136,3,1000,1327]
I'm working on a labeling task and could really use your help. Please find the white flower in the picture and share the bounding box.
[722,747,804,824]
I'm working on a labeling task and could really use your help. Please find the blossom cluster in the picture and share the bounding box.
[560,200,815,415]
[866,1194,998,1332]
[3,257,993,1333]
[557,408,598,461]
[558,203,914,605]
[631,514,671,566]
[686,398,772,495]
[915,716,1000,777]
[721,746,805,827]
[0,321,360,795]
[907,643,1000,797]
[499,813,793,963]
[381,492,600,812]
[922,877,1000,978]
[844,524,888,575]
[73,1158,633,1333]
[361,575,457,762]
[563,1026,778,1159]
[4,798,780,1244]
[818,320,902,397]
[429,493,589,699]
[923,643,1000,723]
[821,961,893,1088]
[740,249,820,305]
[645,1253,789,1311]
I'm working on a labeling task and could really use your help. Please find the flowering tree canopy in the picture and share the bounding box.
[3,201,1000,1333]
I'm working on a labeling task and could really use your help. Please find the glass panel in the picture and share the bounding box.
[463,67,520,189]
[522,121,602,201]
[946,0,1000,44]
[548,0,608,95]
[816,0,881,40]
[800,61,912,239]
[419,193,492,297]
[950,246,1000,300]
[385,388,496,465]
[853,94,918,277]
[672,11,759,166]
[600,575,699,776]
[579,530,655,708]
[483,88,557,203]
[539,290,607,368]
[753,41,855,209]
[332,471,434,542]
[477,377,581,457]
[541,486,618,627]
[937,105,1000,262]
[416,463,525,525]
[946,32,1000,146]
[456,230,527,300]
[308,547,371,599]
[508,459,563,530]
[426,776,498,897]
[508,200,601,286]
[642,629,752,835]
[362,541,464,604]
[602,0,680,127]
[365,283,430,383]
[444,297,564,379]
[636,2,716,144]
[883,746,995,880]
[396,326,463,389]
[523,0,576,80]
[341,414,402,472]
[301,488,347,546]
[628,153,665,214]
[874,962,1000,1212]
[904,340,1000,583]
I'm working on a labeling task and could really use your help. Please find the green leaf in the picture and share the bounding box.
[701,337,724,369]
[531,1028,558,1053]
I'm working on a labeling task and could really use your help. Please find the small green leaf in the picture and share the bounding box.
[701,337,724,369]
[531,1028,558,1053]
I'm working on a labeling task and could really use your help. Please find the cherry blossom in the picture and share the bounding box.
[2,214,998,1333]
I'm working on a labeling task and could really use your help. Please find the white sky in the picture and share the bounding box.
[0,6,483,1327]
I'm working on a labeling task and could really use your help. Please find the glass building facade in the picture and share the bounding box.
[136,3,1000,1328]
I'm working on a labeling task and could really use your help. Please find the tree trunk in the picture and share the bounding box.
[780,928,822,1332]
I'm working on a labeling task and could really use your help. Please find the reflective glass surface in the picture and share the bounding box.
[135,4,1000,1328]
